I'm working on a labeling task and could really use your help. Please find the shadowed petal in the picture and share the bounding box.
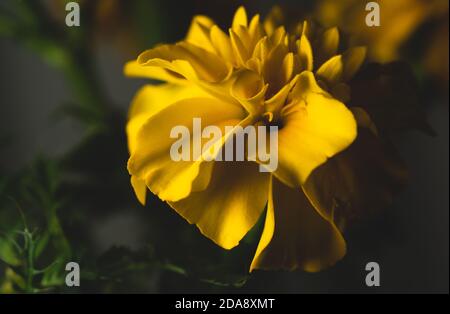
[304,127,409,230]
[250,177,346,272]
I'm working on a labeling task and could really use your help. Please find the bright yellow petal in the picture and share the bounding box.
[130,175,147,205]
[128,97,246,202]
[127,83,208,121]
[138,42,230,83]
[297,35,313,71]
[316,47,366,86]
[186,15,215,52]
[126,83,208,155]
[170,162,270,250]
[230,28,251,66]
[316,54,342,87]
[210,25,235,65]
[124,60,187,84]
[232,6,248,30]
[274,71,357,187]
[250,178,346,272]
[248,14,264,47]
[126,84,209,204]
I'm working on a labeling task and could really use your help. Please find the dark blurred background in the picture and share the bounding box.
[0,0,448,293]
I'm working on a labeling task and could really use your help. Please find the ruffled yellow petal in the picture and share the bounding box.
[128,97,246,202]
[126,84,207,153]
[126,84,209,204]
[230,70,267,115]
[170,162,270,250]
[274,71,357,187]
[127,83,208,124]
[250,178,346,272]
[138,42,230,83]
[127,113,150,155]
[124,60,187,84]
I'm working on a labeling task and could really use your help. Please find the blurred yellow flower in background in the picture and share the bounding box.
[317,0,446,61]
[316,0,449,86]
[124,6,408,272]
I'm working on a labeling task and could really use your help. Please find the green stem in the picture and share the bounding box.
[24,230,35,293]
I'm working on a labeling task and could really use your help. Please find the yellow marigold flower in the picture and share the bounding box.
[125,6,373,272]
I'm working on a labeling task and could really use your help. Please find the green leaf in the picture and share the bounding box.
[0,233,22,266]
[40,260,65,288]
[33,231,50,259]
